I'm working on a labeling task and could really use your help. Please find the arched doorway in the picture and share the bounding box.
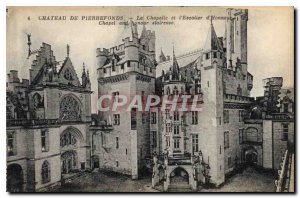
[91,155,100,169]
[60,127,84,175]
[169,167,189,188]
[61,150,78,174]
[7,164,23,192]
[244,147,258,164]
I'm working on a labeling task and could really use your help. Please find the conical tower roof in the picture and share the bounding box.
[203,19,223,52]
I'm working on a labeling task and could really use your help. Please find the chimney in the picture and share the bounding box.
[10,70,20,83]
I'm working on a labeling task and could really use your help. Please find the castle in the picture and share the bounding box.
[6,8,294,192]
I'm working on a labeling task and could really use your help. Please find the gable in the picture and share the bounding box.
[58,57,81,86]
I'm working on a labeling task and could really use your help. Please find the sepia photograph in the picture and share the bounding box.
[5,6,294,193]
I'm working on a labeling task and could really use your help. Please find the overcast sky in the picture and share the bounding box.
[6,7,294,112]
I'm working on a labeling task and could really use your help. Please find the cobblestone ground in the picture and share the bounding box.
[200,167,276,192]
[55,170,157,192]
[53,167,275,192]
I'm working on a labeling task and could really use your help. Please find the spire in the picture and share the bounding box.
[81,62,87,87]
[67,44,70,57]
[82,62,86,78]
[86,69,90,84]
[140,24,147,38]
[170,44,180,81]
[159,47,167,63]
[203,18,222,52]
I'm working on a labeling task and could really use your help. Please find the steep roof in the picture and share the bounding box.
[156,48,202,78]
[203,20,223,52]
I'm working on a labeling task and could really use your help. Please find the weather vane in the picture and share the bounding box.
[25,32,39,59]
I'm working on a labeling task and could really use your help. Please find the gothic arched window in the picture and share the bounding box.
[41,161,51,184]
[33,93,44,110]
[59,95,81,121]
[60,129,78,148]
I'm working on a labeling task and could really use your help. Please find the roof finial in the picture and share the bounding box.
[67,44,70,57]
[210,15,213,25]
[172,42,175,57]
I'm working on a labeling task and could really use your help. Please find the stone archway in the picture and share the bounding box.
[91,155,100,169]
[60,127,84,175]
[169,167,189,188]
[243,146,258,164]
[7,164,23,192]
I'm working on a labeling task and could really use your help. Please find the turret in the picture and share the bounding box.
[96,48,109,68]
[200,19,225,185]
[225,9,248,72]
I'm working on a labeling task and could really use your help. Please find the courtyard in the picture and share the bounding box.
[52,167,276,192]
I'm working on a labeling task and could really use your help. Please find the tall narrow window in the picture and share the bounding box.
[283,103,289,113]
[174,139,180,150]
[42,161,51,184]
[239,110,244,122]
[116,137,119,149]
[131,108,137,130]
[192,134,199,154]
[224,110,229,123]
[205,53,210,60]
[101,133,107,146]
[282,123,289,141]
[239,129,244,144]
[41,129,49,152]
[174,111,179,121]
[151,112,157,124]
[173,87,179,95]
[228,157,232,168]
[192,111,198,125]
[237,84,242,96]
[224,131,229,149]
[166,87,171,95]
[213,52,217,58]
[112,91,119,102]
[113,114,120,125]
[151,131,157,148]
[7,132,16,156]
[174,125,180,135]
[112,60,115,72]
[165,109,170,119]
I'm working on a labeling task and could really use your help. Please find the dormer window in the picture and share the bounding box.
[121,64,124,70]
[103,68,106,74]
